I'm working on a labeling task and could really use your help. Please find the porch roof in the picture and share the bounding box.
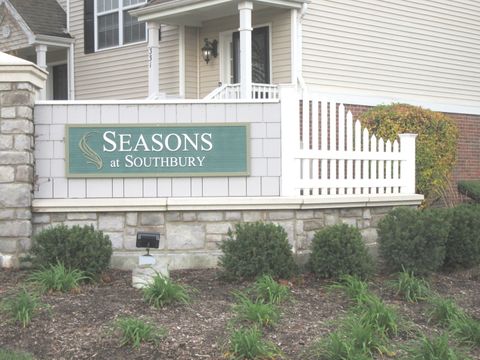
[131,0,307,26]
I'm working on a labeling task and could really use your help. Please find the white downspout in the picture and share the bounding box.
[66,0,75,99]
[297,3,308,92]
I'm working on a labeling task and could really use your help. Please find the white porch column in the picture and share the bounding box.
[238,1,252,99]
[35,44,48,100]
[147,21,160,98]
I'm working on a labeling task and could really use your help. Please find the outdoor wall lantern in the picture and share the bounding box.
[136,232,160,256]
[201,38,218,64]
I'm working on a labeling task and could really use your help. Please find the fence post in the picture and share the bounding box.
[399,133,417,194]
[279,84,298,196]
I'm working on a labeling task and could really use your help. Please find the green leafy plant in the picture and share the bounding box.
[28,262,89,293]
[330,275,371,305]
[250,275,290,305]
[449,317,480,346]
[114,317,166,349]
[444,205,480,270]
[310,330,374,360]
[232,292,280,328]
[308,224,374,279]
[428,297,467,327]
[227,327,284,360]
[219,222,298,281]
[1,288,43,328]
[360,103,458,206]
[388,268,431,302]
[28,225,112,278]
[142,273,191,308]
[354,294,399,338]
[0,348,34,360]
[403,334,470,360]
[457,180,480,203]
[377,207,450,274]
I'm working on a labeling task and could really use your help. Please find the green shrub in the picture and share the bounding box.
[219,222,297,280]
[457,180,480,203]
[114,317,166,348]
[388,269,431,303]
[360,103,458,206]
[28,225,112,277]
[142,273,191,308]
[444,205,480,269]
[227,327,284,360]
[1,288,43,328]
[28,262,89,293]
[377,207,450,274]
[308,224,374,279]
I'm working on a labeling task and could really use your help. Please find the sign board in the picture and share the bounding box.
[66,124,249,177]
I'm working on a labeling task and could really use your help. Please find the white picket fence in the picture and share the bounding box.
[280,88,417,197]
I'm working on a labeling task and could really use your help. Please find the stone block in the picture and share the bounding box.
[33,214,50,224]
[141,212,165,225]
[16,209,31,220]
[0,220,31,237]
[16,83,33,91]
[64,220,97,229]
[16,106,33,119]
[1,120,33,134]
[361,228,378,245]
[1,91,34,106]
[15,165,33,182]
[104,232,124,250]
[98,214,124,231]
[0,166,14,182]
[363,209,372,220]
[268,210,294,220]
[51,213,66,222]
[14,135,32,150]
[341,218,357,227]
[325,213,340,226]
[303,218,324,232]
[19,237,31,251]
[197,211,223,222]
[126,212,138,226]
[0,83,11,91]
[167,252,220,270]
[296,210,314,220]
[0,183,31,207]
[206,222,231,234]
[165,212,181,222]
[166,223,205,250]
[0,135,13,150]
[340,208,363,217]
[243,211,265,222]
[206,234,223,243]
[132,262,170,289]
[1,107,15,118]
[0,209,15,220]
[225,211,241,221]
[0,239,18,253]
[182,212,197,221]
[0,151,30,165]
[67,213,97,220]
[271,220,295,247]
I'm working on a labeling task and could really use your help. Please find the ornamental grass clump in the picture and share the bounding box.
[226,327,284,360]
[142,273,191,308]
[219,222,297,281]
[308,224,374,280]
[1,288,43,328]
[403,334,468,360]
[0,348,34,360]
[114,316,166,349]
[28,262,89,293]
[330,275,371,305]
[388,268,431,303]
[232,292,281,328]
[360,103,458,206]
[250,275,290,305]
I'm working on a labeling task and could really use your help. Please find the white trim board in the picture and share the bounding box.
[32,194,423,213]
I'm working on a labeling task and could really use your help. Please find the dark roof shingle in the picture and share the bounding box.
[9,0,71,38]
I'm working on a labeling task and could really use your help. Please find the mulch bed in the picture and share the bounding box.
[0,267,479,359]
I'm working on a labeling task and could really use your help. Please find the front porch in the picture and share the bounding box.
[131,0,306,100]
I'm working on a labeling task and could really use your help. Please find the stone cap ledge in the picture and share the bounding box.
[32,194,424,213]
[0,52,47,89]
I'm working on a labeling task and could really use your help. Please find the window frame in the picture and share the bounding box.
[93,0,147,52]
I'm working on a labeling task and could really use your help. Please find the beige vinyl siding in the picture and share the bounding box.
[184,26,198,99]
[302,0,480,105]
[198,8,291,97]
[56,0,67,11]
[70,0,179,99]
[0,6,29,52]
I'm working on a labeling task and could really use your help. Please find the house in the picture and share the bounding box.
[0,0,478,188]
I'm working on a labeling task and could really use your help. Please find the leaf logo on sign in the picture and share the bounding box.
[78,132,103,170]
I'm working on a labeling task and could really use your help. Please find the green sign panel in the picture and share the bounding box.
[66,124,249,177]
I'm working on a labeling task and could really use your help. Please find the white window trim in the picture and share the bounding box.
[94,0,148,52]
[219,23,273,85]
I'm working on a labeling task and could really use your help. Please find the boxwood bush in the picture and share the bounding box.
[219,222,297,280]
[308,224,374,279]
[28,225,112,277]
[444,205,480,269]
[377,207,450,274]
[457,180,480,203]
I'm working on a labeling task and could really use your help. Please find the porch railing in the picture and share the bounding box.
[280,88,417,197]
[204,83,279,100]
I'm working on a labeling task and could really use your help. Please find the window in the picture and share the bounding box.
[95,0,146,50]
